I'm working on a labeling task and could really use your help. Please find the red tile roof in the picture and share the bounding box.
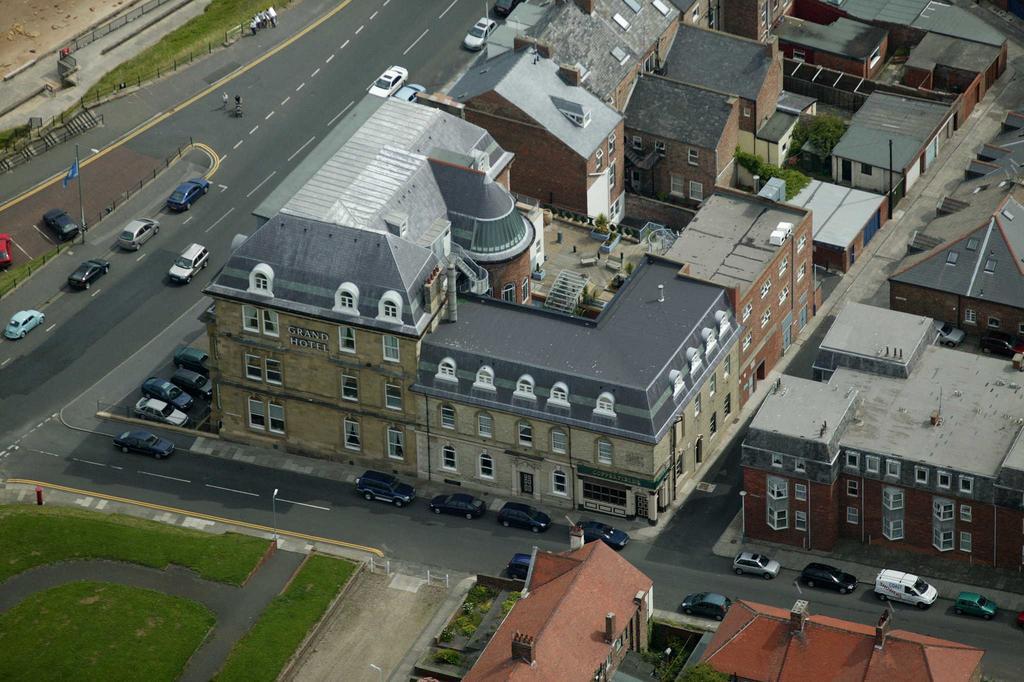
[702,600,984,682]
[465,542,653,681]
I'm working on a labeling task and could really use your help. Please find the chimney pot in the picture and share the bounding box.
[790,600,809,634]
[570,524,584,550]
[874,610,891,649]
[511,631,536,663]
[605,612,616,643]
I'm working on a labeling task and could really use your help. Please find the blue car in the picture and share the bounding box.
[141,377,194,412]
[166,178,210,211]
[4,310,45,339]
[580,520,630,550]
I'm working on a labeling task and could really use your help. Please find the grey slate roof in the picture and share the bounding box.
[968,113,1024,181]
[831,92,952,171]
[528,0,679,105]
[414,257,737,443]
[663,192,809,297]
[776,91,817,115]
[776,17,886,59]
[756,111,797,143]
[790,179,886,248]
[838,0,1005,47]
[906,32,1001,74]
[890,193,1024,310]
[205,215,438,336]
[662,25,774,102]
[625,75,735,149]
[450,50,622,158]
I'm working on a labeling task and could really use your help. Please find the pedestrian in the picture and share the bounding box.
[250,17,257,35]
[267,6,277,27]
[260,11,268,29]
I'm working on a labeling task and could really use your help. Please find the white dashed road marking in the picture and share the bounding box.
[206,207,235,233]
[280,95,290,106]
[249,125,259,135]
[73,458,106,467]
[206,484,259,497]
[328,101,354,127]
[136,253,147,262]
[246,171,277,198]
[369,10,378,20]
[233,139,243,150]
[139,471,191,484]
[325,54,334,64]
[355,24,364,34]
[404,29,429,55]
[439,0,458,19]
[276,497,330,511]
[340,39,349,49]
[311,67,320,77]
[265,111,274,120]
[296,82,305,92]
[183,216,193,224]
[45,324,56,332]
[287,136,316,162]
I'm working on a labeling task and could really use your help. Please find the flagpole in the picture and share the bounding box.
[75,144,86,244]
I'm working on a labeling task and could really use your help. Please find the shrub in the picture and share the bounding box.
[791,113,847,157]
[679,662,729,682]
[734,149,810,200]
[433,649,463,666]
[438,628,453,643]
[454,615,478,637]
[467,586,496,606]
[501,592,522,616]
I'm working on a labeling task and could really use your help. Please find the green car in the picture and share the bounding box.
[954,592,997,620]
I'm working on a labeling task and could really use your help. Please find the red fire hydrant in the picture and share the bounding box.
[35,486,43,506]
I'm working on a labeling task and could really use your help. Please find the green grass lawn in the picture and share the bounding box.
[0,505,268,584]
[85,0,292,103]
[215,555,357,682]
[0,581,214,682]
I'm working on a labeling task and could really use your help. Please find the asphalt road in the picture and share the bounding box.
[1,1,1022,678]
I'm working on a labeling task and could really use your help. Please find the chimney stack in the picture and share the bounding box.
[557,63,582,86]
[575,0,596,14]
[790,600,809,635]
[874,610,891,649]
[605,613,616,643]
[570,524,584,551]
[658,284,665,303]
[447,265,457,322]
[512,632,536,663]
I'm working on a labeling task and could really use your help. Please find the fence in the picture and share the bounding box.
[0,243,67,299]
[64,0,182,55]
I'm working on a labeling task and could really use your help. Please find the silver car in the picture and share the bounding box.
[117,218,160,251]
[935,322,965,347]
[733,551,780,579]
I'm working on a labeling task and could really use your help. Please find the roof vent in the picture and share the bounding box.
[384,211,408,238]
[769,222,794,247]
[613,13,630,30]
[652,0,671,16]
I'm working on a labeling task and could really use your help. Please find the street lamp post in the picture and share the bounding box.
[739,490,747,545]
[369,663,383,682]
[272,488,279,544]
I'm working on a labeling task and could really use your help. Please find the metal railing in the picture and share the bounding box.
[65,0,181,54]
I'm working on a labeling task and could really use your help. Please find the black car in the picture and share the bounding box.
[67,259,110,289]
[680,592,731,621]
[799,563,858,594]
[173,346,209,376]
[355,470,416,507]
[507,553,532,580]
[580,520,630,550]
[141,377,194,412]
[497,502,551,533]
[43,208,80,241]
[980,331,1024,358]
[429,493,486,519]
[113,430,175,459]
[170,368,213,400]
[494,0,522,17]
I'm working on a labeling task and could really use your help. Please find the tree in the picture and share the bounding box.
[792,113,847,158]
[679,662,729,682]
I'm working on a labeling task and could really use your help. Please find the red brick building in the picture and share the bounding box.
[449,50,625,221]
[465,536,653,681]
[721,0,795,42]
[703,600,984,681]
[776,16,888,79]
[662,189,815,405]
[741,303,1024,569]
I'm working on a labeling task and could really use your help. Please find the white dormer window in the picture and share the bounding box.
[334,282,359,314]
[437,358,457,382]
[670,369,685,396]
[652,0,671,16]
[248,264,275,297]
[595,392,616,416]
[716,311,731,336]
[549,382,570,406]
[474,365,495,390]
[702,328,718,354]
[377,291,403,321]
[552,95,591,128]
[515,375,535,399]
[687,347,703,374]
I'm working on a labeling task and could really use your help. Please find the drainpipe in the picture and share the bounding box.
[568,426,577,510]
[993,499,997,568]
[425,394,433,482]
[447,265,458,322]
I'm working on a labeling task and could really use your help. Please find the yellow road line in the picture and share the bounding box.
[0,0,355,214]
[192,142,220,178]
[5,478,384,558]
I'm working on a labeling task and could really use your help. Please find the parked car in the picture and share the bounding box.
[429,493,486,519]
[173,346,209,375]
[680,592,731,621]
[369,66,408,97]
[733,551,780,580]
[494,0,523,17]
[497,502,551,533]
[954,592,997,620]
[117,218,160,250]
[43,208,80,241]
[506,553,532,580]
[355,470,415,507]
[874,569,937,609]
[579,520,630,550]
[141,376,194,412]
[980,330,1024,358]
[934,322,965,347]
[166,178,210,211]
[67,259,110,289]
[393,84,425,102]
[170,367,213,400]
[463,17,497,50]
[799,563,857,594]
[1017,610,1024,628]
[113,430,175,459]
[4,310,45,339]
[0,233,12,268]
[168,243,209,284]
[133,397,189,427]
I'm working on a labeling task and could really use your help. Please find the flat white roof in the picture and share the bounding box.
[790,179,886,248]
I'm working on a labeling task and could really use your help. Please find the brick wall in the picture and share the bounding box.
[486,248,533,304]
[889,281,1024,337]
[623,193,696,232]
[722,0,761,40]
[742,467,840,550]
[755,42,783,130]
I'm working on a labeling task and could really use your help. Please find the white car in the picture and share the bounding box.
[463,18,497,51]
[134,398,189,427]
[369,66,409,98]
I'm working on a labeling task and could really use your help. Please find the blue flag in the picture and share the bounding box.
[62,160,79,188]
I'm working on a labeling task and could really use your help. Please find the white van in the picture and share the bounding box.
[168,243,209,284]
[874,569,937,608]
